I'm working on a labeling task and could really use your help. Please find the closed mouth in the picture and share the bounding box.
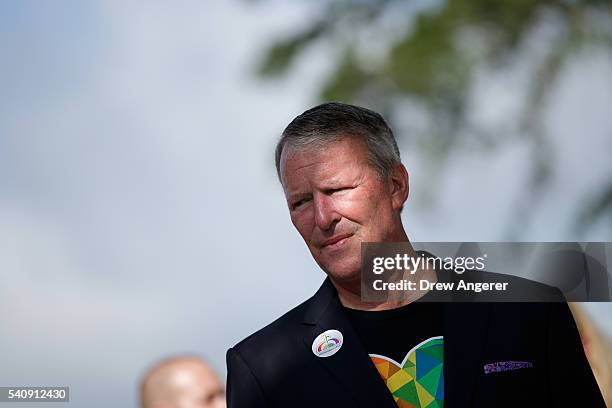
[321,234,353,249]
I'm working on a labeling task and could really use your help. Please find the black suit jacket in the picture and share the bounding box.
[226,276,605,407]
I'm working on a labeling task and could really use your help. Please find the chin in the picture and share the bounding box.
[321,261,361,283]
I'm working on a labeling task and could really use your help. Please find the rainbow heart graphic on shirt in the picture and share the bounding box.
[370,336,444,408]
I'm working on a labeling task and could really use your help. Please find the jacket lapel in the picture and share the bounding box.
[302,278,398,408]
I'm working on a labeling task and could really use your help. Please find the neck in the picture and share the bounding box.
[331,235,437,311]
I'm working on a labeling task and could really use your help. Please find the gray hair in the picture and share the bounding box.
[275,102,401,184]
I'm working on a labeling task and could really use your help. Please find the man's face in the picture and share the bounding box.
[280,137,405,284]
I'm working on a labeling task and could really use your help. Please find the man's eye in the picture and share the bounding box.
[329,187,352,194]
[292,198,309,209]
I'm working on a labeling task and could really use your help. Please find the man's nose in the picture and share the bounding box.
[313,192,340,231]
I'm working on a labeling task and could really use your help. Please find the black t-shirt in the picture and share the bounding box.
[343,294,444,407]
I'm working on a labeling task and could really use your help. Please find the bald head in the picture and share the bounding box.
[141,356,225,408]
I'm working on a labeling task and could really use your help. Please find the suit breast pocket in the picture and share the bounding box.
[474,362,545,407]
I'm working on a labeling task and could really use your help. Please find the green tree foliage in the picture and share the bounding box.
[257,0,612,237]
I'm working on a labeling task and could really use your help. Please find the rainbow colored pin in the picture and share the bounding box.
[312,329,343,358]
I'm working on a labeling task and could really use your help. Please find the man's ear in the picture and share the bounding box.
[389,163,409,212]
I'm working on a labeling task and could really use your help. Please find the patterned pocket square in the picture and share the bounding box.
[483,361,533,374]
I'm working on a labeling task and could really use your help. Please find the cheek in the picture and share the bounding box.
[341,188,384,221]
[291,211,314,240]
[364,183,393,214]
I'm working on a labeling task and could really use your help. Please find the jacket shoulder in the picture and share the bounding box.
[226,294,320,398]
[230,296,311,358]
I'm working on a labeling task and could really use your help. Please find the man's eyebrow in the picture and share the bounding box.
[286,192,310,201]
[322,173,360,188]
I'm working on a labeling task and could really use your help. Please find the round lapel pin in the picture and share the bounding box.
[312,329,343,358]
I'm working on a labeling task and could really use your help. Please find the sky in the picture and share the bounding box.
[1,1,611,407]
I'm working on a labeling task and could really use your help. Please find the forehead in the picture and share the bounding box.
[280,137,371,186]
